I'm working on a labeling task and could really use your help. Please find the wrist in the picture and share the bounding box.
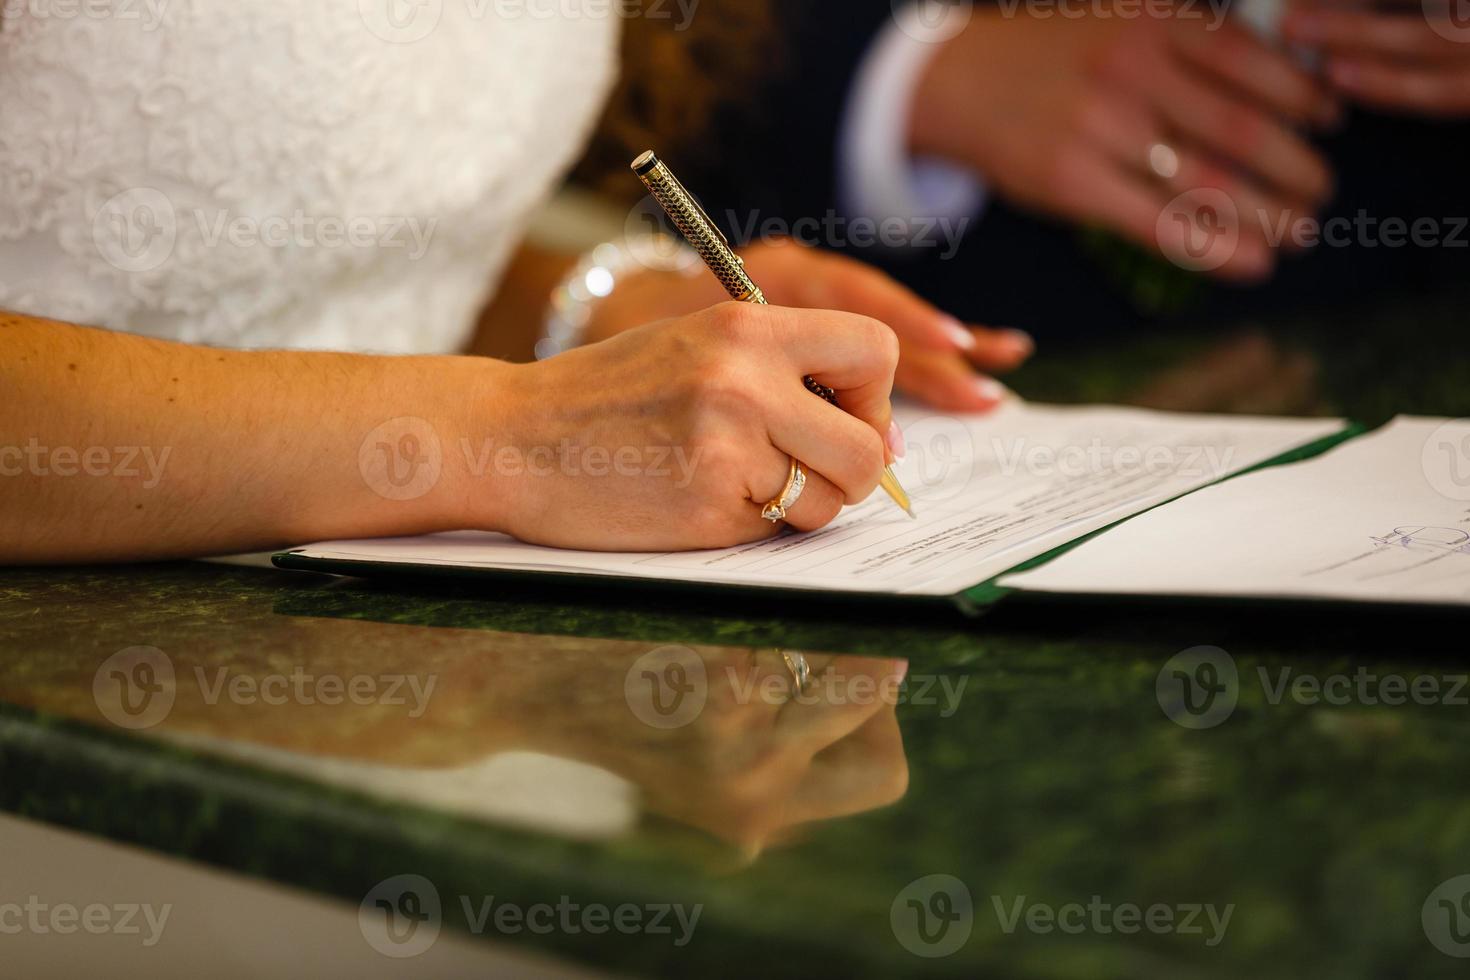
[261,352,501,546]
[432,354,535,537]
[908,14,1000,168]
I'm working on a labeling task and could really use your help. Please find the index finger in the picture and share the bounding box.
[799,253,978,355]
[767,305,900,437]
[1283,9,1469,61]
[1171,20,1342,127]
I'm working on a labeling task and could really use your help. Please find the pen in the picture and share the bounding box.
[631,150,915,519]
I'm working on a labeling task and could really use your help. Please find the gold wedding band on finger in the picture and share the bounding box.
[760,457,806,523]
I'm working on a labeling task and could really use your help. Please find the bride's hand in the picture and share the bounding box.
[481,301,901,551]
[582,240,1031,413]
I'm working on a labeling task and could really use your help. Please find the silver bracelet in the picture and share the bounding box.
[536,233,701,360]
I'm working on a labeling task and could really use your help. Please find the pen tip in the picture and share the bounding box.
[879,466,915,519]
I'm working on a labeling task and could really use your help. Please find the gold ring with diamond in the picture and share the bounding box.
[781,649,812,694]
[760,457,806,523]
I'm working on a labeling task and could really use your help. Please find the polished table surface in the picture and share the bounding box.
[3,285,1468,978]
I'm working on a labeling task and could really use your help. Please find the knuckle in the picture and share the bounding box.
[679,496,741,544]
[864,318,900,373]
[705,301,764,343]
[687,357,760,418]
[683,435,745,489]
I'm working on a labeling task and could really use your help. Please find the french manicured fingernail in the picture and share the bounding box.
[975,378,1009,403]
[998,328,1035,359]
[887,420,907,460]
[893,659,910,684]
[941,316,976,351]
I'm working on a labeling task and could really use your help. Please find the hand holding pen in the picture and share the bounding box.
[632,151,916,519]
[502,298,905,550]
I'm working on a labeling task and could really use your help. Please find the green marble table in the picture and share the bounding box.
[3,285,1469,978]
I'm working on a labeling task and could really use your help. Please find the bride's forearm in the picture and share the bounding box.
[0,312,522,563]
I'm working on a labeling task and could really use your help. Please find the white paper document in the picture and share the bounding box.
[289,402,1342,598]
[1002,416,1470,606]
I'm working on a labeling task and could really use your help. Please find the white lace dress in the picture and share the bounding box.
[0,2,619,353]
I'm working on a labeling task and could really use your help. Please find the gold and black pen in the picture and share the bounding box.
[631,150,915,519]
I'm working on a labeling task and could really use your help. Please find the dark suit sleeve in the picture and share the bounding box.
[691,0,898,223]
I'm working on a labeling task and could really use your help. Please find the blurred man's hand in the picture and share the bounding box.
[1285,0,1470,116]
[908,7,1342,281]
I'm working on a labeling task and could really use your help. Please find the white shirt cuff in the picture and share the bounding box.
[838,2,988,242]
